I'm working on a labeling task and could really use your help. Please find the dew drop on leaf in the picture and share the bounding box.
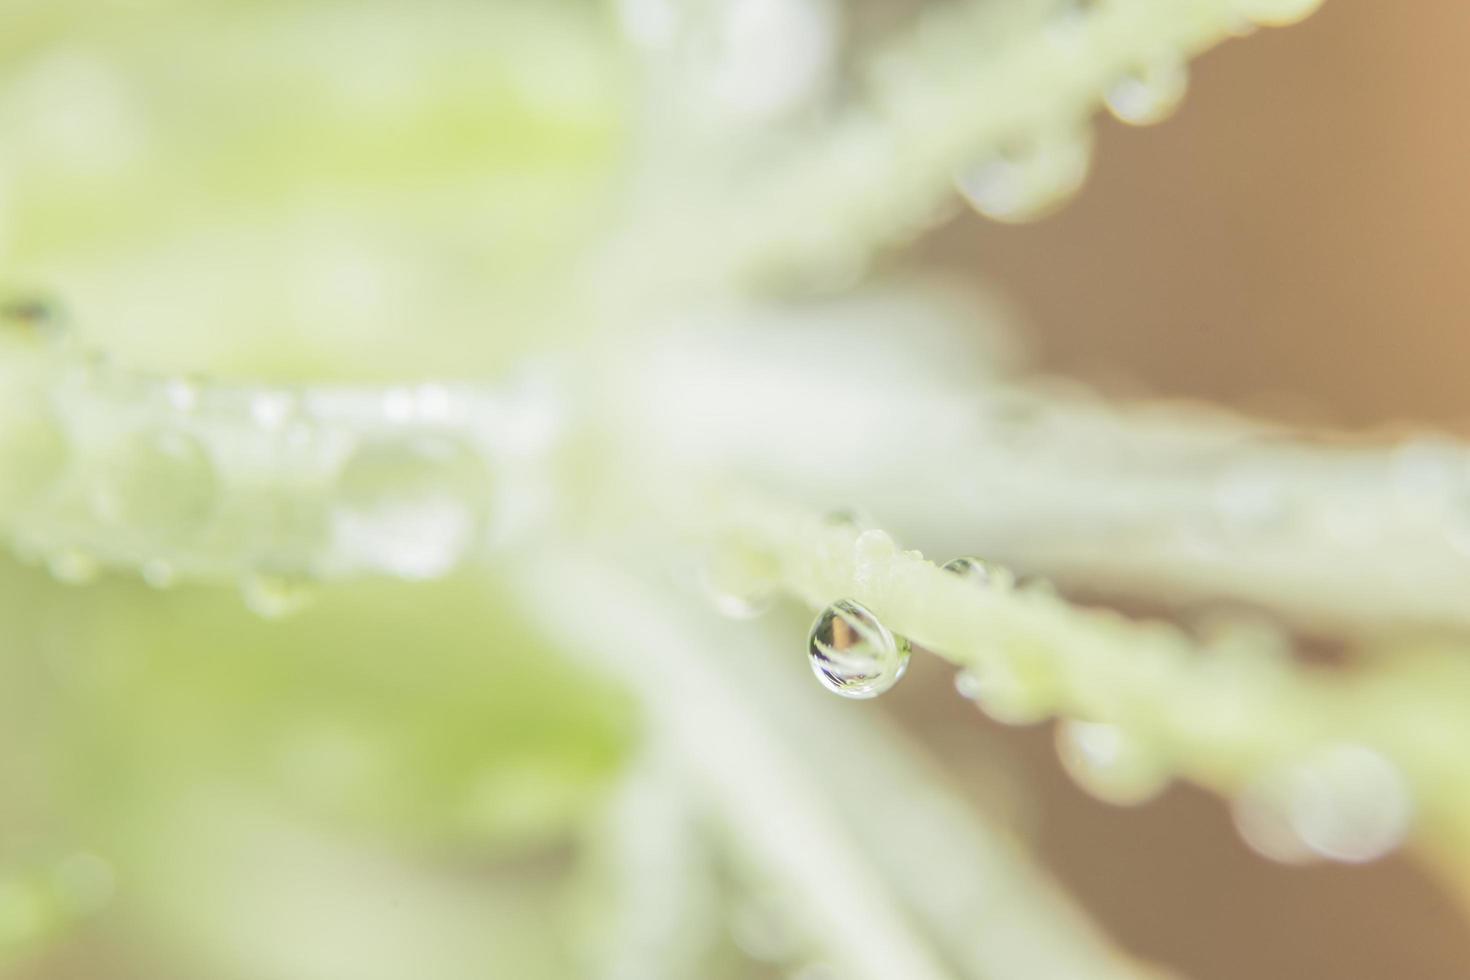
[1055,719,1169,806]
[332,435,489,580]
[48,548,100,585]
[952,663,1050,725]
[140,559,177,590]
[807,598,910,699]
[1104,57,1188,126]
[941,555,1015,590]
[240,571,315,620]
[955,127,1093,223]
[699,569,773,620]
[1232,743,1412,864]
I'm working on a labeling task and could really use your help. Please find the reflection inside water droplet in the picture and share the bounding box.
[807,599,910,699]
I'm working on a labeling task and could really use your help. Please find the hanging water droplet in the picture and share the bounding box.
[91,429,218,540]
[955,126,1093,223]
[48,548,100,585]
[703,585,772,619]
[331,435,489,580]
[1104,58,1188,126]
[1232,743,1412,864]
[1055,719,1169,806]
[941,555,1016,590]
[240,571,315,620]
[807,599,910,699]
[953,663,1050,725]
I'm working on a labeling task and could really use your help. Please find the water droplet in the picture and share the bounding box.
[941,555,1016,590]
[48,548,99,585]
[807,599,910,699]
[140,559,177,589]
[1055,719,1169,806]
[956,127,1093,223]
[953,663,1049,725]
[698,553,774,619]
[331,436,489,580]
[1104,58,1188,126]
[250,391,295,430]
[161,377,200,414]
[240,571,315,620]
[413,383,453,422]
[91,429,218,540]
[1233,744,1412,864]
[1013,572,1056,595]
[382,387,417,424]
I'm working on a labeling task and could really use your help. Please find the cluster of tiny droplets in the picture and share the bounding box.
[944,556,1057,725]
[0,305,512,617]
[955,0,1323,224]
[938,554,1413,864]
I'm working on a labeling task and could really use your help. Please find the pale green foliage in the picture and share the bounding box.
[4,2,1434,980]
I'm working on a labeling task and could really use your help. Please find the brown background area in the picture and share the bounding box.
[918,2,1470,977]
[929,0,1470,430]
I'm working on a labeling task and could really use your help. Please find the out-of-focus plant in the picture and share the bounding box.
[13,1,1470,979]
